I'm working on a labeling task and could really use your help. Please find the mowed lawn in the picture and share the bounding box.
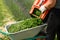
[0,0,15,26]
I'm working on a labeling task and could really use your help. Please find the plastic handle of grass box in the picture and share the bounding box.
[39,0,49,20]
[40,10,49,20]
[0,30,9,35]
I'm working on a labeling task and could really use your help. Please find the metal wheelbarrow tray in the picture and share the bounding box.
[4,22,47,40]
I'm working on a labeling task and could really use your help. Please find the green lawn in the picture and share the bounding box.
[4,0,32,21]
[0,0,15,26]
[0,0,33,26]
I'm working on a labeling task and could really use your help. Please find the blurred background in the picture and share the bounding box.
[0,0,34,26]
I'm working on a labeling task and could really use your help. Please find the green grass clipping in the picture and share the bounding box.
[8,18,43,33]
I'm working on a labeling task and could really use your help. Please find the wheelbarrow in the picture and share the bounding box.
[0,21,47,40]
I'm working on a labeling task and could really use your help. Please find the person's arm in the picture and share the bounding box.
[44,0,56,9]
[39,0,56,13]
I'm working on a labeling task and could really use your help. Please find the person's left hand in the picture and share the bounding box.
[39,5,47,13]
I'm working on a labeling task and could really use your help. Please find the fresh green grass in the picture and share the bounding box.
[8,18,43,33]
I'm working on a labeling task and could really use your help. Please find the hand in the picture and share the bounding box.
[34,5,47,13]
[39,5,47,13]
